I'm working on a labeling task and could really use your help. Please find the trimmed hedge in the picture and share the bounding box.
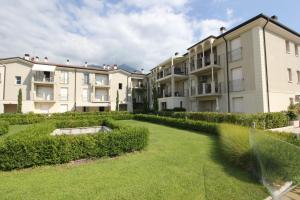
[0,112,133,125]
[158,111,289,129]
[0,119,148,171]
[0,121,9,136]
[134,114,218,135]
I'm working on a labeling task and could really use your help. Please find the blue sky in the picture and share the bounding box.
[0,0,299,71]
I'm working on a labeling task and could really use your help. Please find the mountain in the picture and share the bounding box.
[87,63,141,73]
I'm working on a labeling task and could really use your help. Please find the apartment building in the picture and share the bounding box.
[0,56,145,113]
[149,14,300,113]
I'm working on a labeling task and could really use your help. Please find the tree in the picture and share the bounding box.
[116,90,119,111]
[17,89,22,113]
[152,85,158,112]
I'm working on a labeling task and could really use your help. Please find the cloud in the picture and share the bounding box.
[0,0,237,71]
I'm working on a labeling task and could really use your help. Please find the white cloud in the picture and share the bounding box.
[0,0,237,71]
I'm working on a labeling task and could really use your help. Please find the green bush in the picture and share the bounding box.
[134,114,218,135]
[0,121,9,136]
[159,112,289,129]
[0,119,148,171]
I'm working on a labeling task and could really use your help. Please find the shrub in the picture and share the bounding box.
[0,119,148,171]
[160,112,289,129]
[0,121,9,136]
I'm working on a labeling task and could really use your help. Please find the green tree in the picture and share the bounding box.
[17,89,22,113]
[116,90,119,111]
[152,85,158,112]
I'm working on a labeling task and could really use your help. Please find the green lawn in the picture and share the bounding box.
[0,120,267,200]
[3,124,32,138]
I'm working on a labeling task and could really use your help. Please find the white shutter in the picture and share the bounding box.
[232,67,243,80]
[60,87,68,100]
[233,97,243,113]
[230,37,241,51]
[82,89,89,102]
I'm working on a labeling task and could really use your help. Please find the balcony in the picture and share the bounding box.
[228,47,242,62]
[33,75,54,85]
[93,95,110,102]
[94,79,111,88]
[174,89,189,97]
[174,68,187,75]
[191,82,221,97]
[229,79,245,92]
[190,53,222,74]
[33,92,55,102]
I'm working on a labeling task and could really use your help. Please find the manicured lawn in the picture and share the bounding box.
[0,120,267,200]
[1,124,31,138]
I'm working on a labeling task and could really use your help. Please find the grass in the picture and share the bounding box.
[0,120,267,200]
[1,124,32,138]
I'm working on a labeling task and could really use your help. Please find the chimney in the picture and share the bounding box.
[271,15,278,21]
[24,53,30,60]
[44,56,48,62]
[84,61,88,68]
[220,27,227,34]
[141,68,144,74]
[107,66,111,70]
[103,64,106,69]
[174,52,179,56]
[35,56,39,62]
[113,64,118,70]
[66,59,70,65]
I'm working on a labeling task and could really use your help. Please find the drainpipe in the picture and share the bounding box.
[222,36,230,112]
[74,69,77,111]
[263,18,270,112]
[2,65,6,100]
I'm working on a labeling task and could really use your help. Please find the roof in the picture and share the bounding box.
[187,13,300,50]
[0,57,145,75]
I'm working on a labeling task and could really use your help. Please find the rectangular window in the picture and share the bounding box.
[15,76,21,85]
[60,71,69,84]
[232,97,244,113]
[231,67,244,91]
[82,88,89,102]
[288,68,292,82]
[119,83,122,90]
[229,37,242,62]
[84,73,89,84]
[286,40,290,53]
[297,71,300,83]
[60,87,68,101]
[295,44,299,56]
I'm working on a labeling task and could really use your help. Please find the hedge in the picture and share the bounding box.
[158,111,289,129]
[0,112,133,125]
[0,121,9,136]
[134,114,299,176]
[0,119,148,171]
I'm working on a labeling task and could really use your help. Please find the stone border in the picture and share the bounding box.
[51,126,112,136]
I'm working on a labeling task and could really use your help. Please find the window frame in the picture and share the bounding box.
[119,83,122,90]
[15,76,21,85]
[295,44,299,56]
[60,71,69,84]
[286,40,291,53]
[60,87,68,101]
[288,68,292,82]
[83,73,90,85]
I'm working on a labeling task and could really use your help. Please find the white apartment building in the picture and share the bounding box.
[149,14,300,113]
[0,56,145,113]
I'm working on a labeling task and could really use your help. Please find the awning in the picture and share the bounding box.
[32,64,56,72]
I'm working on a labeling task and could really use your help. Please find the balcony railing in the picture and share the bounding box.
[95,79,111,86]
[174,89,189,97]
[94,95,110,102]
[229,79,245,92]
[228,47,242,62]
[34,93,54,101]
[174,68,187,75]
[34,76,54,83]
[190,54,221,72]
[195,82,221,96]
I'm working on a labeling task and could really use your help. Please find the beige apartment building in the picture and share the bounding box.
[149,14,300,113]
[0,56,145,113]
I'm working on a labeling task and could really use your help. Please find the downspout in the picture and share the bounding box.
[263,18,270,112]
[222,36,230,112]
[74,69,77,111]
[2,65,6,100]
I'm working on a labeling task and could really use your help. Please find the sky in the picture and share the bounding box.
[0,0,299,71]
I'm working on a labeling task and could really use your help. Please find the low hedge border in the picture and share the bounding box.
[158,111,289,129]
[0,119,148,171]
[0,121,9,136]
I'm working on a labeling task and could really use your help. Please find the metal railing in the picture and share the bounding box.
[34,76,54,83]
[174,68,187,75]
[197,82,221,95]
[95,79,111,86]
[94,95,110,102]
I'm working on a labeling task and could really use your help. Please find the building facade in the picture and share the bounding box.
[0,57,145,113]
[149,14,300,113]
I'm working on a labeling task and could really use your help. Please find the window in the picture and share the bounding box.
[295,44,299,56]
[82,88,89,102]
[297,71,300,83]
[232,97,244,113]
[229,37,242,62]
[286,40,290,53]
[84,73,89,84]
[60,71,69,84]
[231,67,244,91]
[119,83,122,90]
[288,68,292,82]
[15,76,21,85]
[60,87,68,101]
